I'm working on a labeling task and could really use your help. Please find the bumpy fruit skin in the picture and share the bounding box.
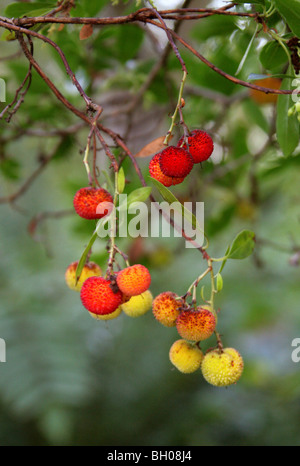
[250,77,281,105]
[116,264,151,297]
[152,291,183,327]
[169,339,204,374]
[149,154,185,187]
[201,348,244,387]
[177,130,214,163]
[121,290,153,317]
[73,187,113,220]
[199,304,218,325]
[176,308,216,342]
[80,276,123,315]
[159,146,194,178]
[65,261,102,292]
[89,306,122,321]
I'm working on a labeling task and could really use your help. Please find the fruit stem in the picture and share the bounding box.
[178,104,190,146]
[164,70,188,146]
[192,284,197,307]
[215,331,224,353]
[208,258,216,309]
[114,245,130,267]
[83,139,93,185]
[106,170,119,276]
[186,267,211,297]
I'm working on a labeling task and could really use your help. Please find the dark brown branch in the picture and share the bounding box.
[0,11,294,96]
[5,19,100,114]
[11,5,254,29]
[0,36,33,121]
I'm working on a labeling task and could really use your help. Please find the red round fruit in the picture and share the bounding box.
[80,276,123,315]
[73,187,113,220]
[177,130,214,164]
[159,146,194,178]
[149,154,185,187]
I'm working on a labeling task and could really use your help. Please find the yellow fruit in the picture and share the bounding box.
[65,261,102,292]
[121,290,153,317]
[169,339,204,374]
[89,306,122,321]
[201,347,244,387]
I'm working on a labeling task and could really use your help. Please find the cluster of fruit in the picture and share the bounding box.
[149,130,214,187]
[65,260,153,320]
[65,260,243,387]
[152,292,243,387]
[67,187,154,320]
[67,148,243,388]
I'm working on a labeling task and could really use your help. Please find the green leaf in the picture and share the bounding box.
[116,25,144,64]
[151,178,207,246]
[227,230,256,260]
[151,178,197,230]
[5,2,56,17]
[219,245,230,274]
[117,167,125,194]
[70,0,108,17]
[276,72,300,157]
[75,231,98,283]
[236,25,258,75]
[273,0,300,37]
[192,15,237,42]
[126,187,152,208]
[259,41,288,72]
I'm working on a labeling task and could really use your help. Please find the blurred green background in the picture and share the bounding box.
[1,0,300,446]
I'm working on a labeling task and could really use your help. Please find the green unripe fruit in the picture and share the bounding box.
[201,347,244,387]
[169,339,204,374]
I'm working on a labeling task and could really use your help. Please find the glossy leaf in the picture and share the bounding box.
[259,41,288,72]
[75,231,98,283]
[273,0,300,37]
[151,178,207,246]
[227,230,256,260]
[126,187,152,208]
[5,2,56,17]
